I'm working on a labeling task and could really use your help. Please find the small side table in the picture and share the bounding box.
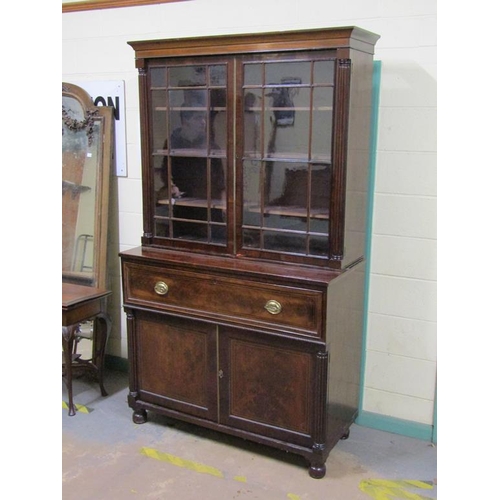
[62,282,111,416]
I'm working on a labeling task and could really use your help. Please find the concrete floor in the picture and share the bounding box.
[62,369,437,500]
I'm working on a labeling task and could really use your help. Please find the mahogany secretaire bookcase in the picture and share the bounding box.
[120,26,379,478]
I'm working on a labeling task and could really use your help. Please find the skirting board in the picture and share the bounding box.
[356,410,434,442]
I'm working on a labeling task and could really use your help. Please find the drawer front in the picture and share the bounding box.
[123,262,324,336]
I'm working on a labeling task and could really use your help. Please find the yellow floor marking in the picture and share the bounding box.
[62,401,91,413]
[141,447,224,478]
[359,478,434,500]
[142,446,302,499]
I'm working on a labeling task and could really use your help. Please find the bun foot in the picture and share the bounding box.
[133,409,147,424]
[309,462,326,479]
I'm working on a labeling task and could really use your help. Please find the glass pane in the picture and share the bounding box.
[182,88,207,107]
[210,158,226,201]
[209,223,226,245]
[309,216,329,235]
[242,160,261,226]
[172,217,209,242]
[265,162,300,207]
[311,87,333,159]
[210,65,226,86]
[210,89,227,153]
[264,88,310,157]
[264,231,307,254]
[169,65,206,87]
[154,155,169,201]
[171,157,208,198]
[154,218,171,238]
[313,60,334,84]
[243,90,262,157]
[264,214,307,232]
[211,111,227,154]
[150,66,166,88]
[155,193,172,218]
[155,199,172,221]
[244,63,262,86]
[265,61,311,86]
[151,90,167,151]
[310,164,331,212]
[242,228,261,248]
[309,235,329,256]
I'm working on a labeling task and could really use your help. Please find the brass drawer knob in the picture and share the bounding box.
[154,281,169,296]
[264,299,282,315]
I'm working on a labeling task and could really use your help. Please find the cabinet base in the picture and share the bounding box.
[127,402,354,479]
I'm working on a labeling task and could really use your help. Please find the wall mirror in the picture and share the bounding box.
[62,82,113,289]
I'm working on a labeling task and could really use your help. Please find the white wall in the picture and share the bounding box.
[62,0,437,430]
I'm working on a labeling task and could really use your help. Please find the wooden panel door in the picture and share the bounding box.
[134,311,218,421]
[218,326,325,448]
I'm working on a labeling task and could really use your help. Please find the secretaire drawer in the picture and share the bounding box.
[122,262,324,337]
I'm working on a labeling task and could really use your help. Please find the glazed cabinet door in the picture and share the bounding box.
[236,51,345,266]
[218,326,327,448]
[141,56,234,253]
[130,310,219,421]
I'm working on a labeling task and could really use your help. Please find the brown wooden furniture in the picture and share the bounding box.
[121,27,379,478]
[62,283,111,415]
[62,83,114,415]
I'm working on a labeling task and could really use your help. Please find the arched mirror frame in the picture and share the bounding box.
[62,82,113,290]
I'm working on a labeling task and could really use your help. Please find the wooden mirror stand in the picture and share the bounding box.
[62,82,114,415]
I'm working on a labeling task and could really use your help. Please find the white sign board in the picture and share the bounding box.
[74,80,127,177]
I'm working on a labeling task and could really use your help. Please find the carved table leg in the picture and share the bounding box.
[62,324,79,416]
[94,313,111,397]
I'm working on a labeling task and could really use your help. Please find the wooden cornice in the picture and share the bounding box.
[62,0,187,13]
[128,27,380,59]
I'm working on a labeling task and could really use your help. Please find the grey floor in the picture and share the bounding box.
[62,369,437,500]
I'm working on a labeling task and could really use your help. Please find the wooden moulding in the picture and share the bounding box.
[127,26,380,60]
[62,0,186,14]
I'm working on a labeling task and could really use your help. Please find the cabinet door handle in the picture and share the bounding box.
[264,299,282,315]
[154,281,169,296]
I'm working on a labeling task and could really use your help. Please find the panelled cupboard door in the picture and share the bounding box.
[218,326,324,448]
[134,311,218,421]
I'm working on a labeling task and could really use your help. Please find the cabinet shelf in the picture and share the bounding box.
[157,197,226,210]
[245,106,333,112]
[245,204,328,220]
[154,106,227,112]
[243,152,331,164]
[153,149,227,158]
